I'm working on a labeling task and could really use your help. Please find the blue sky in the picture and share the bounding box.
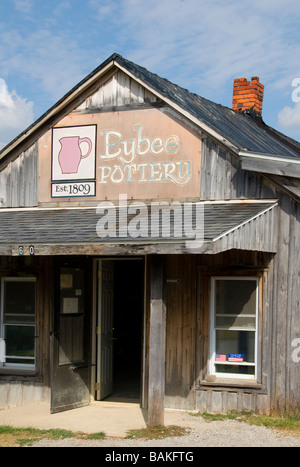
[1,0,300,149]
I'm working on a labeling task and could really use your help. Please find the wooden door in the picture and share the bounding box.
[51,263,91,413]
[96,260,114,400]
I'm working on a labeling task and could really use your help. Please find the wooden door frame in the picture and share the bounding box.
[91,256,147,405]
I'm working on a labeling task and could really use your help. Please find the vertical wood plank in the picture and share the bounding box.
[289,203,300,411]
[165,255,181,408]
[148,255,166,426]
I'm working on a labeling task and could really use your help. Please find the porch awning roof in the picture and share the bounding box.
[0,200,277,255]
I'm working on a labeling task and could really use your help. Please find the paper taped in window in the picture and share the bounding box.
[215,354,226,362]
[0,338,6,365]
[228,354,244,362]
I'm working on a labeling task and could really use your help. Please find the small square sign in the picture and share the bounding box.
[52,125,96,182]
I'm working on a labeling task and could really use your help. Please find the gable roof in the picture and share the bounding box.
[1,53,300,178]
[114,55,300,158]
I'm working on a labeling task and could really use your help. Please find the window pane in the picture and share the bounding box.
[4,325,35,359]
[215,364,255,376]
[215,280,257,317]
[1,279,36,368]
[60,268,85,315]
[211,278,258,379]
[4,281,35,324]
[216,330,255,363]
[4,315,35,324]
[216,315,256,329]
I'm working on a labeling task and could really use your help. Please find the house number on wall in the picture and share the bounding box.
[19,246,35,256]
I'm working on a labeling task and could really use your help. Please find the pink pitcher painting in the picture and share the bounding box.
[58,136,92,174]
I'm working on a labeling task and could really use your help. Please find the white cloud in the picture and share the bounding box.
[0,80,34,150]
[278,78,300,138]
[1,0,300,145]
[111,0,300,100]
[2,0,300,105]
[1,29,86,102]
[13,0,34,13]
[88,0,118,17]
[278,102,300,132]
[0,79,6,103]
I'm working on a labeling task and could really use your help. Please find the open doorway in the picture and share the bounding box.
[95,258,144,403]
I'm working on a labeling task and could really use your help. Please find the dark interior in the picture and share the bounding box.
[106,259,144,402]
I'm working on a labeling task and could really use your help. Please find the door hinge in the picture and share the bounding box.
[96,326,101,335]
[95,382,100,391]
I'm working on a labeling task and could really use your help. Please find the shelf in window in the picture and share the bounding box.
[215,317,256,328]
[4,324,35,328]
[215,314,256,317]
[6,355,35,360]
[215,361,255,366]
[215,326,256,331]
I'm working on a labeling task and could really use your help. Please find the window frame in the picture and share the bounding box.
[209,276,259,381]
[0,277,37,370]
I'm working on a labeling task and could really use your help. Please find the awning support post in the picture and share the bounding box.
[147,255,166,427]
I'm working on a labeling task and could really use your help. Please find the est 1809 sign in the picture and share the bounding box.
[51,181,96,197]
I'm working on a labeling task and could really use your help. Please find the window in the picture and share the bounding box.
[1,278,36,369]
[210,277,259,380]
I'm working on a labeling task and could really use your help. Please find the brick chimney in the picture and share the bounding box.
[232,76,264,116]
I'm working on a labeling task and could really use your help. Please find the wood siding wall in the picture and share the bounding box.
[163,135,300,415]
[165,244,300,415]
[0,143,38,208]
[75,70,160,111]
[200,136,277,201]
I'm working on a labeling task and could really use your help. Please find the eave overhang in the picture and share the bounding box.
[0,200,278,256]
[239,150,300,178]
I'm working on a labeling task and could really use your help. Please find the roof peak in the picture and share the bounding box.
[1,53,299,164]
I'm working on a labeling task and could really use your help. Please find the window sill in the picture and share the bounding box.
[197,377,265,391]
[0,367,40,380]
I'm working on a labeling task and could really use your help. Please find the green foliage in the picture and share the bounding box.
[126,425,189,440]
[191,411,300,433]
[0,425,106,447]
[86,431,106,440]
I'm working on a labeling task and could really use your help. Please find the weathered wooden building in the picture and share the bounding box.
[0,54,299,422]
